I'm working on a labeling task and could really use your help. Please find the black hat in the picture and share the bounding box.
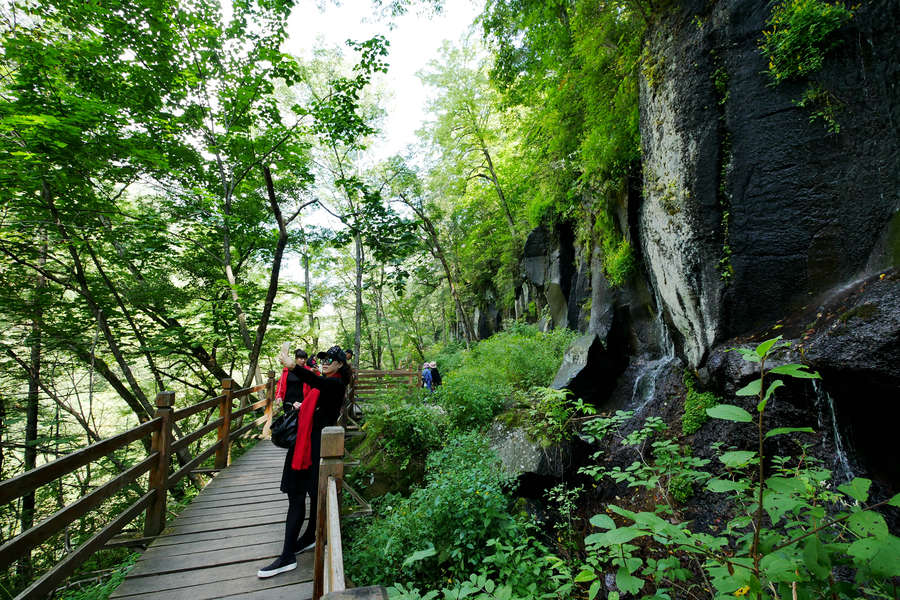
[316,346,347,364]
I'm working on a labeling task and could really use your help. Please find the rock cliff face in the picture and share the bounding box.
[520,0,900,369]
[641,0,900,364]
[511,0,900,487]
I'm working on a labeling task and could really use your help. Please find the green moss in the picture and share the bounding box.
[711,67,729,105]
[641,42,665,89]
[495,408,527,429]
[669,474,694,503]
[838,303,880,323]
[682,371,721,435]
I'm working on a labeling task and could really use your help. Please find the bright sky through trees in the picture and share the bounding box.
[284,0,480,159]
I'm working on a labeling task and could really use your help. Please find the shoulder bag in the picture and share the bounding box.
[271,407,298,449]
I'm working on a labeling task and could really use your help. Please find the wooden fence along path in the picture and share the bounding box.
[0,365,418,600]
[109,442,315,600]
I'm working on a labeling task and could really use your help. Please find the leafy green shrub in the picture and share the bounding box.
[521,387,596,448]
[433,377,511,431]
[602,235,636,289]
[365,391,447,456]
[681,370,720,435]
[459,324,578,391]
[431,326,578,430]
[427,340,467,378]
[345,432,524,590]
[760,0,854,82]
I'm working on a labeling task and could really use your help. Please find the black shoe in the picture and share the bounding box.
[294,534,316,554]
[257,556,297,578]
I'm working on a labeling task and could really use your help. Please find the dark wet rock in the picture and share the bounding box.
[474,301,502,340]
[486,421,567,478]
[522,226,552,286]
[636,0,900,366]
[551,334,621,406]
[702,269,900,489]
[799,270,900,488]
[802,270,900,381]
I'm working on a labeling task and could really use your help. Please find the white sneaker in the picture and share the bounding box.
[257,557,297,578]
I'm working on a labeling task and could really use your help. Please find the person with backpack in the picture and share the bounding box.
[422,362,434,392]
[429,361,442,388]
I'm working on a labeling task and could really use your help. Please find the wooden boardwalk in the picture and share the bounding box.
[110,442,313,600]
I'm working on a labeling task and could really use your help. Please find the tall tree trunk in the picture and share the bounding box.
[353,232,364,361]
[20,212,47,578]
[398,195,476,348]
[301,233,318,349]
[481,146,517,238]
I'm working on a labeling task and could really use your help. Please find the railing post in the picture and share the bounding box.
[144,391,174,537]
[262,370,275,438]
[215,379,233,470]
[313,426,345,600]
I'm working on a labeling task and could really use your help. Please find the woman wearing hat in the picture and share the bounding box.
[258,345,352,578]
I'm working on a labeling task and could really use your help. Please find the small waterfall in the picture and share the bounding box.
[813,380,854,483]
[633,300,676,413]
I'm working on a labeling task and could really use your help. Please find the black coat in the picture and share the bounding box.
[279,367,346,498]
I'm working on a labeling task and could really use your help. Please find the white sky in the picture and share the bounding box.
[283,0,481,159]
[278,0,481,294]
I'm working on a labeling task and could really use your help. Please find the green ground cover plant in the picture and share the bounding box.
[575,337,900,599]
[345,432,532,591]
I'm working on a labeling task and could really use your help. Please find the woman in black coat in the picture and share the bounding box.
[257,345,350,578]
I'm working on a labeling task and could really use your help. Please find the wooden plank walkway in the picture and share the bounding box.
[110,442,314,600]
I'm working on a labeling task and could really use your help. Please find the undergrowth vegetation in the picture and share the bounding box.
[346,331,900,600]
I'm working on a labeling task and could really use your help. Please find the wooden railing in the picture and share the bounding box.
[352,368,419,402]
[343,367,419,434]
[0,373,276,600]
[313,427,385,600]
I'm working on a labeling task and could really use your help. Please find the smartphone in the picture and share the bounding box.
[282,341,291,355]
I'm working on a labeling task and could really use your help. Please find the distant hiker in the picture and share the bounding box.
[429,361,442,388]
[422,362,434,392]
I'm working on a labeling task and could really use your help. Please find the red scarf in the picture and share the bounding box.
[291,370,340,471]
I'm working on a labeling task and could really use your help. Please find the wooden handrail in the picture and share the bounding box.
[0,418,161,507]
[0,453,157,571]
[313,426,346,600]
[2,370,278,600]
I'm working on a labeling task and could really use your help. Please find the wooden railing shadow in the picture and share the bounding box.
[0,372,277,600]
